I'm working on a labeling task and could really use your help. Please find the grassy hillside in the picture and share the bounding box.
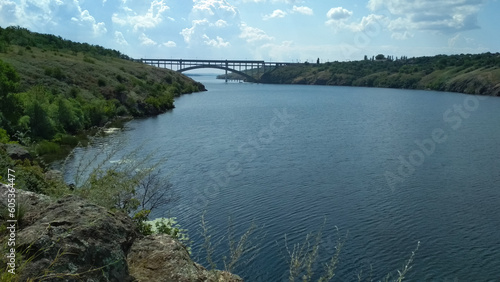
[0,26,205,159]
[228,53,500,96]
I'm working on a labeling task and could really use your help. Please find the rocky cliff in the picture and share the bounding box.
[0,186,242,282]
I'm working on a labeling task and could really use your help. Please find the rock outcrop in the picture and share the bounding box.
[1,143,31,160]
[0,187,242,281]
[128,234,242,282]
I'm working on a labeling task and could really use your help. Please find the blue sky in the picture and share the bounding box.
[0,0,499,62]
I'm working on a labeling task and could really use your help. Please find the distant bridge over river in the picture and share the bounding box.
[140,59,294,82]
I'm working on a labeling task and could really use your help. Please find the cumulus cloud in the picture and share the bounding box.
[239,23,274,43]
[326,7,353,21]
[292,5,313,16]
[77,9,107,36]
[114,31,128,45]
[181,0,241,49]
[202,34,230,47]
[0,0,107,37]
[367,0,486,35]
[214,19,228,27]
[163,41,176,47]
[263,9,287,20]
[193,0,238,18]
[112,0,170,31]
[139,33,157,46]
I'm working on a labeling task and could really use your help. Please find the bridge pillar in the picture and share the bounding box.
[225,60,228,83]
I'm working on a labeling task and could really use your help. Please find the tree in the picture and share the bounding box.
[135,169,179,213]
[0,60,21,134]
[316,58,320,64]
[56,98,83,133]
[0,60,19,96]
[364,55,368,61]
[375,54,386,61]
[28,99,55,139]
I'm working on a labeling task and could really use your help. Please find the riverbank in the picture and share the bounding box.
[220,53,500,96]
[0,26,206,162]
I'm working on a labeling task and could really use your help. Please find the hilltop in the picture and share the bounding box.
[222,53,500,96]
[0,26,204,158]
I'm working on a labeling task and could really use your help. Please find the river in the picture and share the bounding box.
[63,74,500,281]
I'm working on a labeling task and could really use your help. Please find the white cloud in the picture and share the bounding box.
[202,34,230,47]
[180,19,210,44]
[292,5,313,16]
[139,33,157,46]
[163,41,176,47]
[263,9,287,20]
[114,31,128,45]
[181,0,241,49]
[239,23,274,43]
[0,0,108,37]
[112,0,170,31]
[79,10,107,36]
[214,19,228,27]
[367,0,486,35]
[326,7,353,20]
[193,0,238,18]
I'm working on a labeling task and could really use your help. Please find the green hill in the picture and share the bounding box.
[226,53,500,96]
[0,26,205,155]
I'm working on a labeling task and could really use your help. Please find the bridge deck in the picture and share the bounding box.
[140,59,294,82]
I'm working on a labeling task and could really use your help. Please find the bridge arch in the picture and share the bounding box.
[178,65,257,82]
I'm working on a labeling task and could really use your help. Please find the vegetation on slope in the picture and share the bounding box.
[228,53,500,96]
[0,25,205,159]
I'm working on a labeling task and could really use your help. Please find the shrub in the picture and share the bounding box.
[83,56,95,64]
[44,67,65,80]
[97,78,106,87]
[35,140,60,155]
[144,217,191,252]
[15,160,49,194]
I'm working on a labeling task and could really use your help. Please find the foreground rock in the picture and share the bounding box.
[128,234,243,282]
[1,143,31,160]
[0,188,242,281]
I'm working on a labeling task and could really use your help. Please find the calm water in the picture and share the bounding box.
[64,75,500,281]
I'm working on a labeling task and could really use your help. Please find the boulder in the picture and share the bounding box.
[7,192,139,282]
[2,143,31,160]
[127,234,243,282]
[0,188,243,281]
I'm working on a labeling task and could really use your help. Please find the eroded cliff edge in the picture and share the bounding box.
[0,186,242,282]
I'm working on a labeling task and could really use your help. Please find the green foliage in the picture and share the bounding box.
[257,52,500,95]
[35,140,60,155]
[97,78,106,87]
[44,66,65,80]
[0,128,9,143]
[0,26,130,59]
[14,159,49,193]
[27,98,55,139]
[56,98,83,133]
[133,209,153,236]
[149,217,191,253]
[83,56,95,64]
[0,59,19,95]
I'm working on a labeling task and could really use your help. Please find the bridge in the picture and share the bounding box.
[140,59,293,82]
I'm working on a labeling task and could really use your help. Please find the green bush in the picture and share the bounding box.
[83,56,95,64]
[44,67,65,80]
[15,160,49,193]
[97,78,106,87]
[35,140,60,155]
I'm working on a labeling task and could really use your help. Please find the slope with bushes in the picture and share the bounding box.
[0,26,205,159]
[227,53,500,96]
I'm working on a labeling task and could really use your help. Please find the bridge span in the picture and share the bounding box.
[140,59,292,82]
